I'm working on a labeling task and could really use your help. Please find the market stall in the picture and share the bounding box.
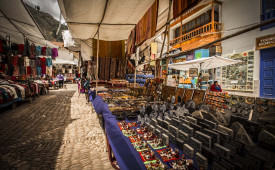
[89,80,275,170]
[167,56,241,89]
[0,0,58,109]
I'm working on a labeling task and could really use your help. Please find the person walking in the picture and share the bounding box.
[57,73,64,89]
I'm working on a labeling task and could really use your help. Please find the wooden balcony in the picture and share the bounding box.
[170,21,221,48]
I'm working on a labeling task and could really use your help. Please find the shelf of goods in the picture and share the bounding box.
[126,74,154,86]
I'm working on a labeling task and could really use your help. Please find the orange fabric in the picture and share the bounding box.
[135,0,158,45]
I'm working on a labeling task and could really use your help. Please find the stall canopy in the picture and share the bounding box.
[58,0,172,41]
[53,48,78,65]
[0,0,57,48]
[168,56,241,71]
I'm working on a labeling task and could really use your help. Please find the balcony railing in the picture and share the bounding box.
[170,21,221,46]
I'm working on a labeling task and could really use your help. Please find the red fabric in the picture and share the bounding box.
[12,55,19,66]
[26,66,31,75]
[18,44,24,55]
[41,47,46,56]
[40,57,46,75]
[30,43,36,58]
[0,40,4,53]
[210,84,222,92]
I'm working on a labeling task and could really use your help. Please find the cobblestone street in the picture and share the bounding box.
[0,84,113,170]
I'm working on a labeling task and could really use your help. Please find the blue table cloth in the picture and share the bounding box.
[90,92,145,170]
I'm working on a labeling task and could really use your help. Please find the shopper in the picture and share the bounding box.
[57,73,64,88]
[211,81,222,92]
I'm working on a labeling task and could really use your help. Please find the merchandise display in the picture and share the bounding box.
[90,84,275,170]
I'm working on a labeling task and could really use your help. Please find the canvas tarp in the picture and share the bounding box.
[168,56,241,71]
[53,48,78,65]
[58,0,172,41]
[0,0,57,48]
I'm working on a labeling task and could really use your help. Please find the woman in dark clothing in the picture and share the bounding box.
[210,81,222,92]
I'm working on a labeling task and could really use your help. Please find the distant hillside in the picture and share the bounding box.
[25,4,68,42]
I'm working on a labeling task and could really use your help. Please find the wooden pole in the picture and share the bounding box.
[96,26,99,95]
[211,1,215,32]
[159,0,172,60]
[180,15,183,36]
[134,53,137,87]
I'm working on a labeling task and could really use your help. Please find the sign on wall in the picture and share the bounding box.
[189,68,198,77]
[256,34,275,50]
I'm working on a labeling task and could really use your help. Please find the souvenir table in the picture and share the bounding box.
[90,85,275,170]
[89,92,199,170]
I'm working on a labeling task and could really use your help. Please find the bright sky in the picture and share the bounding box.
[23,0,66,24]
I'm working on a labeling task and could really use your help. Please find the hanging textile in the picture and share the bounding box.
[0,40,4,53]
[52,48,58,59]
[30,43,36,59]
[26,66,31,75]
[110,58,117,79]
[93,40,125,58]
[18,44,24,55]
[30,59,36,68]
[40,57,46,75]
[18,57,24,67]
[173,0,201,19]
[7,52,12,65]
[36,46,41,57]
[12,55,19,66]
[11,43,18,52]
[41,47,46,56]
[135,0,158,45]
[151,42,157,55]
[37,67,41,76]
[46,58,52,66]
[126,27,136,57]
[31,67,37,77]
[36,58,41,66]
[46,66,52,76]
[24,57,30,66]
[20,66,26,75]
[13,66,20,76]
[46,47,52,56]
[23,38,30,56]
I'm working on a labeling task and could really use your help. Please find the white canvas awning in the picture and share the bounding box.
[0,0,57,48]
[53,48,78,65]
[58,0,172,41]
[53,59,77,65]
[168,56,241,71]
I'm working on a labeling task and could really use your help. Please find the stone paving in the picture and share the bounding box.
[0,84,113,170]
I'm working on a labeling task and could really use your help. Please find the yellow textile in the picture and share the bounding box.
[151,42,157,55]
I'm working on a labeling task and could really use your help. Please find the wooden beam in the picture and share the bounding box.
[67,22,136,26]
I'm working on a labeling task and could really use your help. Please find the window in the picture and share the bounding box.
[175,27,181,38]
[261,0,275,30]
[173,10,218,39]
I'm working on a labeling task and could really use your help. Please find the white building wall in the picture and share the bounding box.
[221,0,275,96]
